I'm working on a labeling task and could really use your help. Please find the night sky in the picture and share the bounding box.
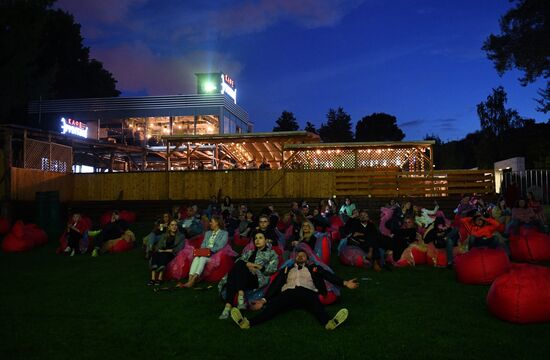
[57,0,546,141]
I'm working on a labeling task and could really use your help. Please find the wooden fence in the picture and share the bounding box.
[8,168,494,202]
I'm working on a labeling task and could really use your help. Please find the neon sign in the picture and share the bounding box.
[60,117,88,138]
[220,73,237,104]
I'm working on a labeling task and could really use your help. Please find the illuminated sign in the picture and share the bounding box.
[60,117,88,138]
[221,73,237,104]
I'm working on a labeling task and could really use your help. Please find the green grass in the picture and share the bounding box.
[1,223,550,360]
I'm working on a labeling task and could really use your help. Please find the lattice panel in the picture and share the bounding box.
[285,149,356,169]
[24,138,72,173]
[284,147,430,171]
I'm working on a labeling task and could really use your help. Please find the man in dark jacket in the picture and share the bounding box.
[230,250,359,330]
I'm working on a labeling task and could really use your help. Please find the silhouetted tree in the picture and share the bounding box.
[355,113,405,142]
[304,121,317,134]
[477,86,522,136]
[318,107,354,142]
[273,110,299,132]
[482,0,550,113]
[424,133,443,145]
[0,0,120,126]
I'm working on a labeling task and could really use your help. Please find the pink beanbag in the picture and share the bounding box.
[454,248,510,285]
[487,264,550,324]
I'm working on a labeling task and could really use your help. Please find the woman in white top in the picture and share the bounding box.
[180,215,228,288]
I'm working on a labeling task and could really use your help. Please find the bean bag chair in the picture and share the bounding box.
[233,232,250,247]
[0,217,10,235]
[201,244,237,282]
[165,244,194,280]
[187,234,204,249]
[319,291,338,305]
[100,211,136,226]
[329,215,344,229]
[339,245,369,268]
[395,243,428,267]
[119,210,136,223]
[487,264,550,324]
[25,224,48,246]
[101,230,135,253]
[454,248,510,285]
[509,227,550,262]
[2,221,32,252]
[241,240,285,266]
[314,233,331,265]
[426,245,448,267]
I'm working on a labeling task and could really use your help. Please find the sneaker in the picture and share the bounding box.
[147,280,155,286]
[91,248,99,257]
[230,308,250,329]
[64,246,71,253]
[154,280,162,286]
[70,249,75,257]
[219,307,231,320]
[325,308,349,330]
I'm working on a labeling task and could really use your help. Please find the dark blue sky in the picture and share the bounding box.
[58,0,547,141]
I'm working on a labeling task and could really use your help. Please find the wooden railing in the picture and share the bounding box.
[7,168,494,201]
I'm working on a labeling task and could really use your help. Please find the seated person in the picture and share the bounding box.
[347,209,383,271]
[92,211,129,257]
[423,217,460,266]
[455,195,477,217]
[492,198,511,227]
[461,214,509,255]
[390,216,422,260]
[237,210,255,238]
[414,201,439,228]
[177,215,228,288]
[340,208,359,238]
[287,220,317,251]
[179,205,203,238]
[143,212,171,258]
[218,232,279,319]
[250,215,279,246]
[527,191,546,224]
[63,213,87,256]
[507,198,545,234]
[148,220,184,286]
[339,197,357,223]
[311,207,330,232]
[230,250,359,330]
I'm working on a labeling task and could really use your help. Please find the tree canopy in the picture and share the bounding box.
[304,121,317,134]
[318,107,354,142]
[477,86,523,136]
[482,0,550,113]
[0,0,120,125]
[355,112,405,142]
[273,110,299,132]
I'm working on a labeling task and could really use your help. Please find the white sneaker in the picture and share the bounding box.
[64,246,71,253]
[219,307,231,320]
[70,250,75,257]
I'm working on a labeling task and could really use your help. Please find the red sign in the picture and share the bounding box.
[67,118,87,130]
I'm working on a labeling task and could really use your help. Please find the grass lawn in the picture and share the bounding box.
[1,222,550,360]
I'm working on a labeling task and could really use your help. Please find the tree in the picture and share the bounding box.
[354,113,405,142]
[477,86,522,136]
[318,107,354,142]
[304,121,317,134]
[0,0,120,126]
[424,133,442,146]
[273,110,299,132]
[482,0,550,113]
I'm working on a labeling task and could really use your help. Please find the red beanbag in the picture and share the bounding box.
[411,247,427,265]
[0,217,10,235]
[111,239,133,253]
[487,264,550,324]
[187,234,204,249]
[319,291,338,305]
[339,246,369,268]
[233,232,250,247]
[426,248,448,267]
[24,224,48,246]
[454,248,510,285]
[509,228,550,262]
[119,210,136,223]
[1,233,32,252]
[202,254,235,282]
